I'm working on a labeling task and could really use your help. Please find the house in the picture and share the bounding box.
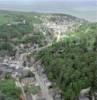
[21,77,36,86]
[79,97,89,100]
[0,64,14,73]
[20,95,25,100]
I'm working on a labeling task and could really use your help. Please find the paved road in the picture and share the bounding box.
[17,80,27,100]
[18,43,52,66]
[33,71,53,100]
[17,43,54,100]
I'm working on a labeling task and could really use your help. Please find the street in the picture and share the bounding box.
[34,71,53,100]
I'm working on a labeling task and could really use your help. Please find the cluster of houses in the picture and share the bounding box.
[7,19,26,26]
[33,14,78,44]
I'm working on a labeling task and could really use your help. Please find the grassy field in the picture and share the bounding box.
[0,79,21,100]
[0,14,11,25]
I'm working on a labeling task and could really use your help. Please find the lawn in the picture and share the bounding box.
[0,79,21,100]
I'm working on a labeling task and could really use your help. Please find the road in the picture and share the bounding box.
[17,80,27,100]
[27,43,52,54]
[17,43,53,66]
[33,71,53,100]
[17,43,54,100]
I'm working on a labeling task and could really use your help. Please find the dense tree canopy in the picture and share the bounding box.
[37,23,97,99]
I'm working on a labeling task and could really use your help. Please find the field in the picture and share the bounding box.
[0,14,12,25]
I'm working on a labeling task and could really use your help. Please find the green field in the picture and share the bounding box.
[0,14,11,25]
[28,85,40,95]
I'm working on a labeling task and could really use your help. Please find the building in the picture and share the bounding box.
[0,64,14,73]
[21,77,36,86]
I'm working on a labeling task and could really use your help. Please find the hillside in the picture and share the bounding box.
[37,23,97,99]
[0,11,85,56]
[1,11,96,100]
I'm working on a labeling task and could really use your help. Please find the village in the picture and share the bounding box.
[0,43,62,100]
[0,13,91,100]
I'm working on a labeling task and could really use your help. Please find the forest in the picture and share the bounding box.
[0,12,46,56]
[37,23,97,99]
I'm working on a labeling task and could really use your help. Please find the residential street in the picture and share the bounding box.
[16,80,27,100]
[34,71,53,100]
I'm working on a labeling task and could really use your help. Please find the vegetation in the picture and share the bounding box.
[28,85,40,95]
[0,11,84,57]
[0,12,45,56]
[37,23,97,99]
[0,79,21,100]
[0,10,97,99]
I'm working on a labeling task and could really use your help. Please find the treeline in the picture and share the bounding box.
[0,13,46,56]
[37,23,97,99]
[0,23,33,40]
[0,22,33,56]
